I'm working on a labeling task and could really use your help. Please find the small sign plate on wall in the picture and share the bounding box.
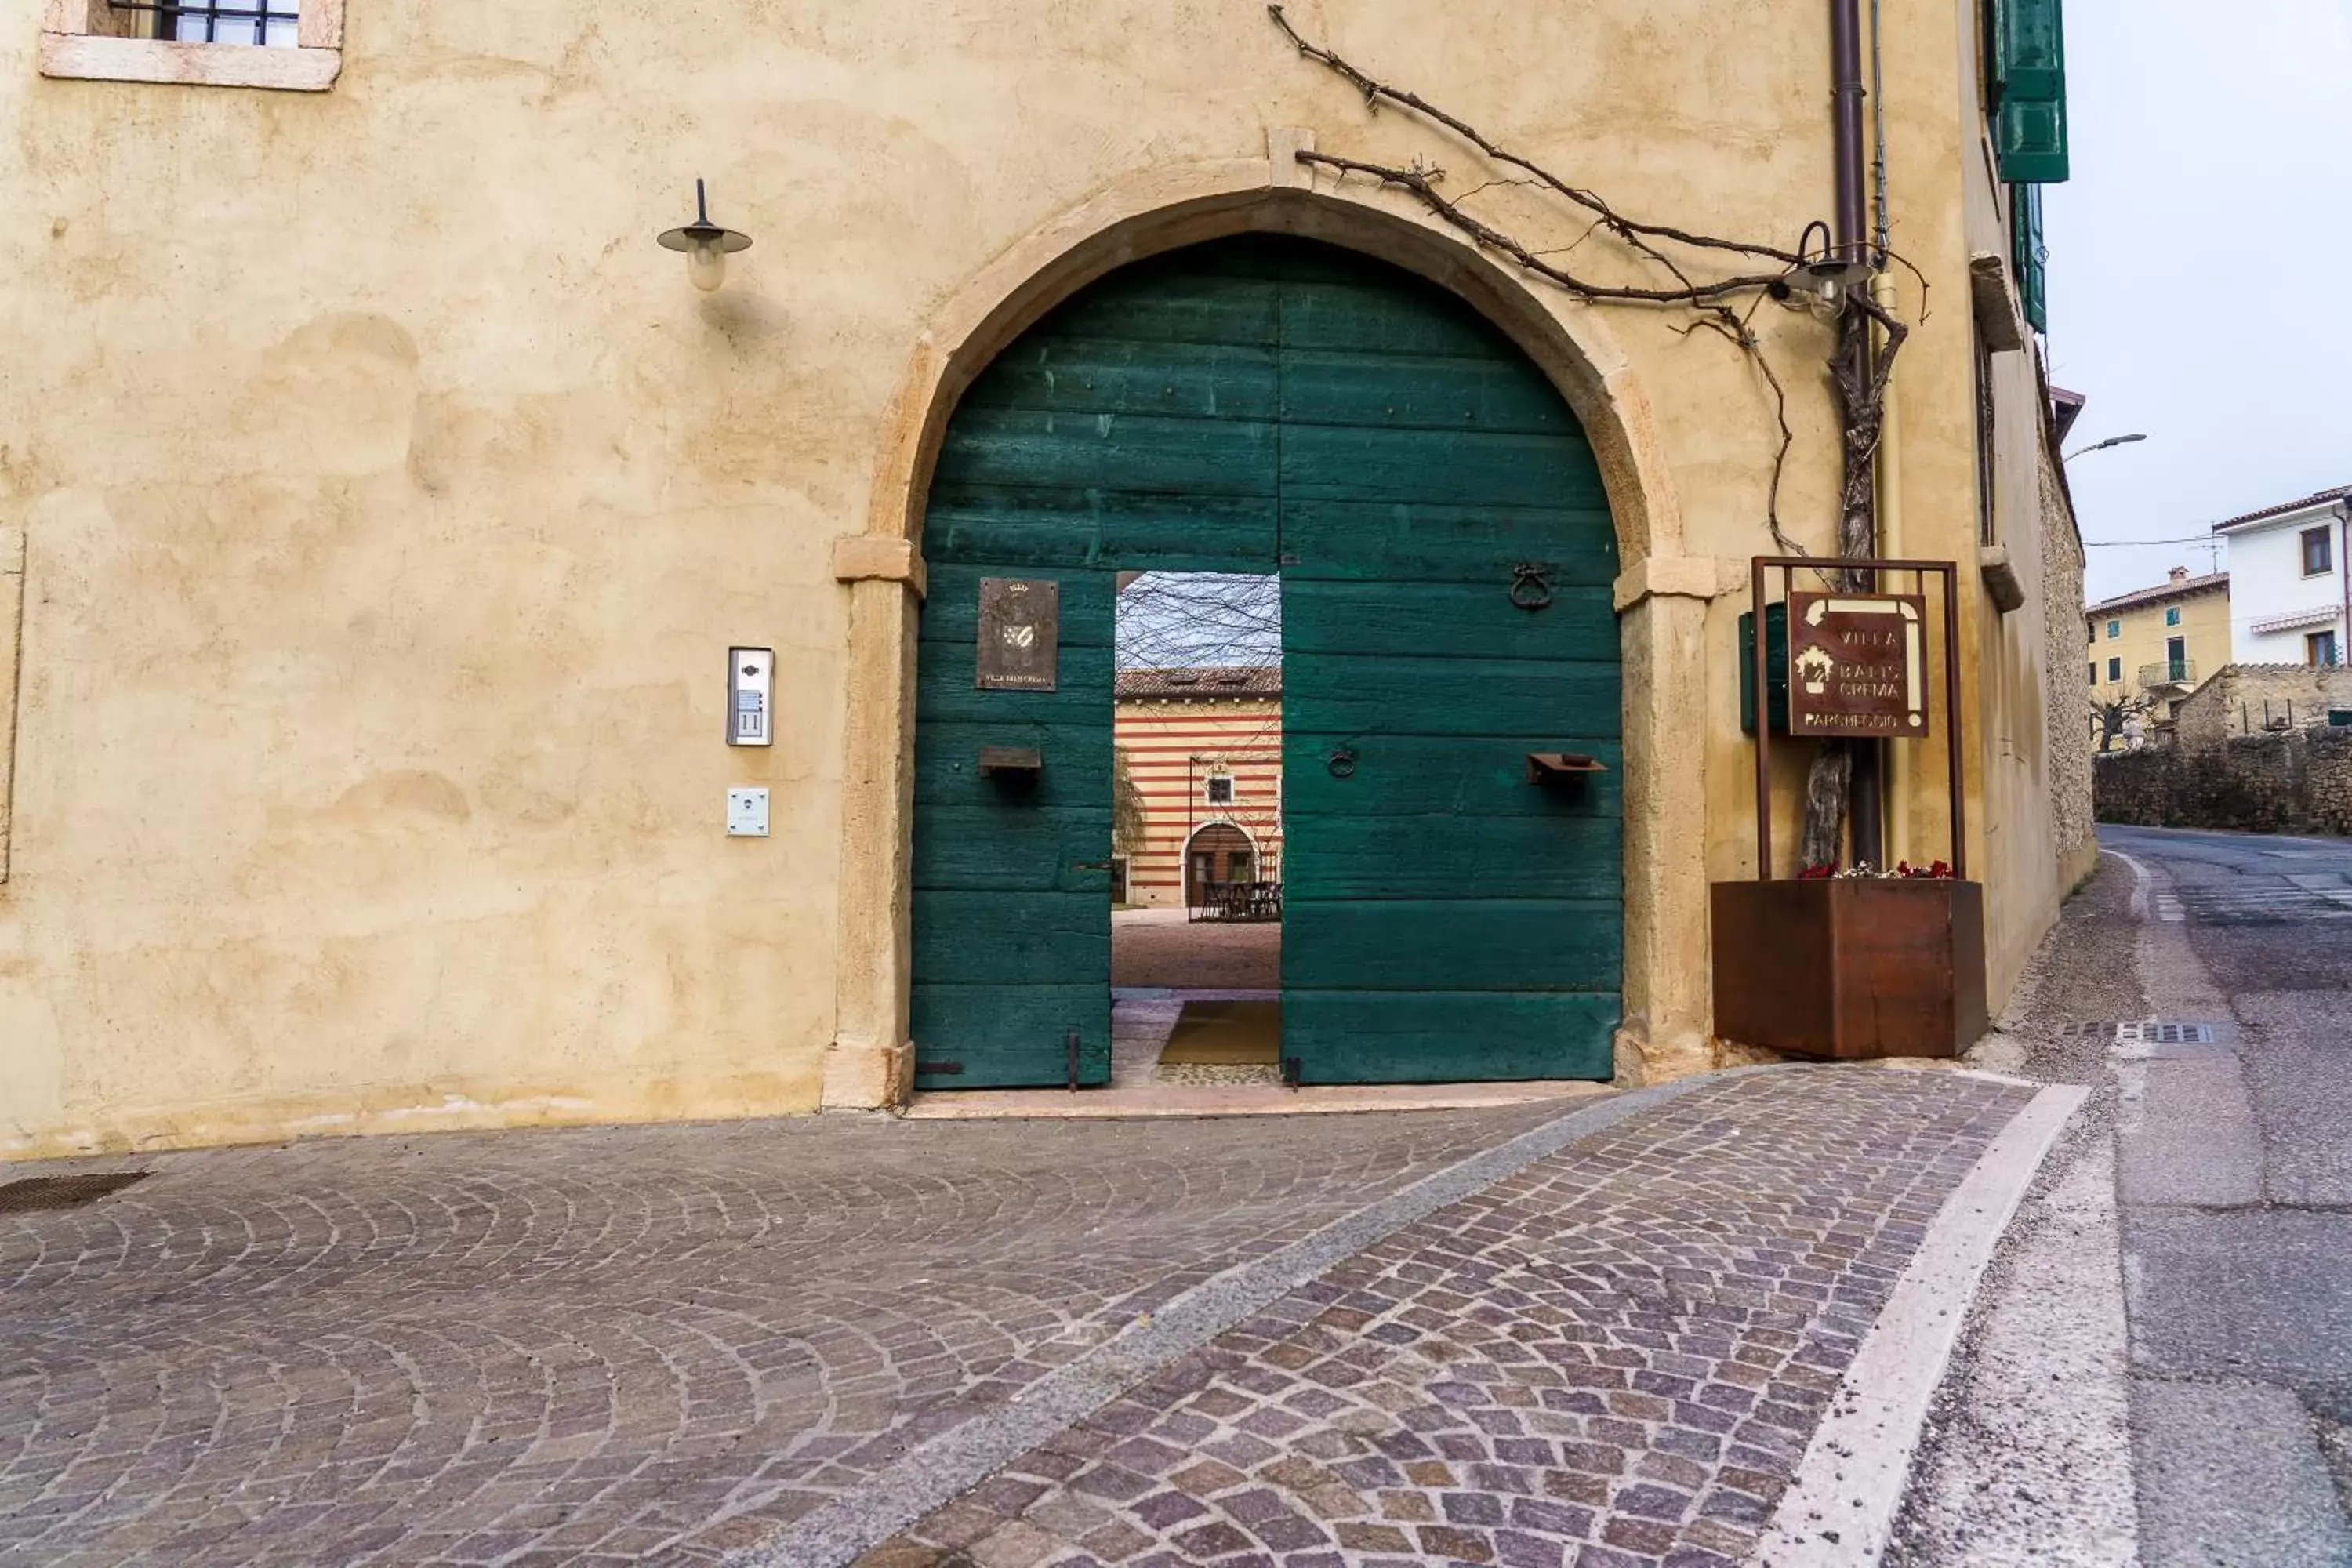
[1787,591,1929,738]
[976,578,1059,691]
[727,787,769,837]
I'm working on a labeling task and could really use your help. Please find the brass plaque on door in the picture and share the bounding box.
[976,577,1059,691]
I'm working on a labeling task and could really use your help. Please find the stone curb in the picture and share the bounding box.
[722,1071,1758,1567]
[1755,1082,2091,1566]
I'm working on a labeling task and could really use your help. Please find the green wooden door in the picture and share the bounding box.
[909,245,1284,1088]
[912,235,1621,1089]
[1276,247,1623,1083]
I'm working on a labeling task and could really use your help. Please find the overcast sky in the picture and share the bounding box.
[2047,0,2352,601]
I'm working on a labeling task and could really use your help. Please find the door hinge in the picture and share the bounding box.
[916,1059,964,1076]
[1066,1028,1081,1092]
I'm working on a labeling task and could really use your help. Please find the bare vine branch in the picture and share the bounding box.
[1269,4,1929,872]
[1269,4,1806,274]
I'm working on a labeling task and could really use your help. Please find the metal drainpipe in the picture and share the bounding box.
[1831,0,1885,862]
[1830,0,1870,269]
[2320,506,2352,664]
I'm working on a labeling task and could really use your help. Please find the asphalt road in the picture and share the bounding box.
[1892,827,2352,1566]
[2098,826,2352,1566]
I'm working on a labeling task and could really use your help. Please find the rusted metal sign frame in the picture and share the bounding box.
[1784,590,1929,738]
[1749,556,1965,881]
[975,577,1059,691]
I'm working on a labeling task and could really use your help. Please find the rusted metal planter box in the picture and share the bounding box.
[1711,879,1987,1060]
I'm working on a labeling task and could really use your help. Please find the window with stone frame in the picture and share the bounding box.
[38,0,342,89]
[1204,774,1236,806]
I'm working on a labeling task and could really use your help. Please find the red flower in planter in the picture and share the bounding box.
[1798,862,1838,880]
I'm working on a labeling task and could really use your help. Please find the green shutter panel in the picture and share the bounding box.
[2012,183,2047,333]
[1995,0,2070,182]
[2000,0,2065,99]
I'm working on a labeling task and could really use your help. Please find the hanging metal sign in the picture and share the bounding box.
[1785,590,1929,738]
[975,577,1060,691]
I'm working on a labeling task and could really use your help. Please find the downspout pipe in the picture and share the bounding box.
[2338,503,2350,667]
[1830,0,1871,270]
[1831,0,1885,862]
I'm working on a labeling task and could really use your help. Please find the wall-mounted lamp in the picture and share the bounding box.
[657,179,753,292]
[1795,220,1875,302]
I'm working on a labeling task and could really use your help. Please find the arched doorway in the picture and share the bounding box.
[1182,821,1257,909]
[906,233,1624,1090]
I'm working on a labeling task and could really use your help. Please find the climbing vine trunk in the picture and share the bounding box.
[1798,299,1887,871]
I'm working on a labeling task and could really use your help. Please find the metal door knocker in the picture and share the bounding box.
[1510,562,1556,611]
[1327,746,1358,779]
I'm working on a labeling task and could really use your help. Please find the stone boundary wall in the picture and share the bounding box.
[2175,664,2352,749]
[2040,450,2094,863]
[2095,726,2352,836]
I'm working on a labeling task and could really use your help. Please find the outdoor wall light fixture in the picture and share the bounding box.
[658,179,753,292]
[1795,219,1874,301]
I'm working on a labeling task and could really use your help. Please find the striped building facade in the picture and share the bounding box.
[1112,668,1282,909]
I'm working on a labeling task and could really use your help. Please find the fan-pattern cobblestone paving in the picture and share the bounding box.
[851,1069,2032,1568]
[0,1068,2033,1567]
[0,1106,1566,1566]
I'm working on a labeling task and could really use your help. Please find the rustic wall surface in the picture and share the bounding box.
[1,0,2071,1153]
[2096,728,2352,837]
[2038,454,2096,881]
[2172,665,2352,750]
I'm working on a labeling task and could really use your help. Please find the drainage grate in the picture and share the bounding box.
[2116,1022,2220,1044]
[0,1172,148,1214]
[2054,1022,2222,1044]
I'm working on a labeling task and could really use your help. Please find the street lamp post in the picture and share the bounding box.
[2065,433,2149,461]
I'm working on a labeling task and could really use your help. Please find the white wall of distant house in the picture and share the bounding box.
[2227,504,2352,664]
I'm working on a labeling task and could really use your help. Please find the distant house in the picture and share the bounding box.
[2214,485,2352,665]
[2085,566,2230,744]
[1113,668,1281,909]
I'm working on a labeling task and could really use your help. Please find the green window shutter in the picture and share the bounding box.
[2001,0,2065,100]
[2012,183,2047,333]
[1995,0,2070,181]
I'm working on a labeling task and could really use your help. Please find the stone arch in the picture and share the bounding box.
[827,151,1718,1109]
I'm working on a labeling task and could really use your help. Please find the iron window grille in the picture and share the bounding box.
[108,0,299,45]
[1205,775,1235,805]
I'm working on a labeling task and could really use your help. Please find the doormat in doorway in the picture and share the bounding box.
[1157,1000,1282,1065]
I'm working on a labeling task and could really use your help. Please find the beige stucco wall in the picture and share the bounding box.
[1,0,2074,1155]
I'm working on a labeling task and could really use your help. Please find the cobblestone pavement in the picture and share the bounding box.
[848,1069,2033,1568]
[0,1069,2034,1567]
[0,1105,1565,1565]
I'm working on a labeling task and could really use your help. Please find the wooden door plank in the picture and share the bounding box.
[1279,499,1617,583]
[1282,654,1622,739]
[937,408,1281,496]
[1283,579,1618,662]
[1277,350,1576,435]
[910,982,1112,1088]
[1282,735,1622,818]
[1279,991,1618,1083]
[1280,815,1619,900]
[1283,900,1623,991]
[912,809,1112,894]
[962,339,1279,422]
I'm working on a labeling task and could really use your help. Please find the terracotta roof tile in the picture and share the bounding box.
[2085,572,2228,616]
[2212,485,2352,532]
[1115,666,1282,700]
